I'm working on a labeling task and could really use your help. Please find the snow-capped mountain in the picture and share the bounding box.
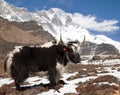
[0,0,120,52]
[0,0,34,22]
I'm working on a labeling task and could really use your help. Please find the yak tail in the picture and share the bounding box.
[4,56,8,72]
[4,55,12,77]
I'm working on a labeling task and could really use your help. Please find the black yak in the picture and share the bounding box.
[4,37,85,90]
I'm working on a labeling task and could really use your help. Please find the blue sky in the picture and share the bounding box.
[5,0,120,42]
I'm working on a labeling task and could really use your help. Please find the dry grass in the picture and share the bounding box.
[76,75,120,95]
[93,75,119,83]
[67,64,120,95]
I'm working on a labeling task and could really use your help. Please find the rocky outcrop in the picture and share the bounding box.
[81,42,119,55]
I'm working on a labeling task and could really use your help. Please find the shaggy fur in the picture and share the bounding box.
[4,44,80,90]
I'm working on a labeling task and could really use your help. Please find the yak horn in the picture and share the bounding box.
[58,28,64,45]
[80,36,85,46]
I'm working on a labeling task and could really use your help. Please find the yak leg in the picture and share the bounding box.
[11,65,29,90]
[14,72,29,90]
[14,80,21,90]
[48,68,61,88]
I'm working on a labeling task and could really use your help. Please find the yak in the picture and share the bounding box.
[4,37,85,90]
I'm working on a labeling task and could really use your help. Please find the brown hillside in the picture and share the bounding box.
[12,21,54,43]
[0,17,41,44]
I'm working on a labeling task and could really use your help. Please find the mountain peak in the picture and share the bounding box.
[0,0,120,52]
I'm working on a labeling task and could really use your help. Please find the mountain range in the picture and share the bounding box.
[0,0,120,55]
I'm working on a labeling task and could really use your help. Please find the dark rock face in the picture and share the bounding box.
[96,43,119,55]
[81,42,119,55]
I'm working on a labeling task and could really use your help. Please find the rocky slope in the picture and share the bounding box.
[0,17,41,44]
[81,42,119,55]
[12,21,54,43]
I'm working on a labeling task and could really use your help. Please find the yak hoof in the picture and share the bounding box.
[16,87,22,91]
[49,84,56,89]
[59,80,66,85]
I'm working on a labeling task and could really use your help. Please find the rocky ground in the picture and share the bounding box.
[0,63,120,95]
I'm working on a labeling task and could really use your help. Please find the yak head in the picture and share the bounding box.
[56,36,85,63]
[66,37,85,63]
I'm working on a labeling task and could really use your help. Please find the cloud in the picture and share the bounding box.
[72,13,120,33]
[88,20,119,32]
